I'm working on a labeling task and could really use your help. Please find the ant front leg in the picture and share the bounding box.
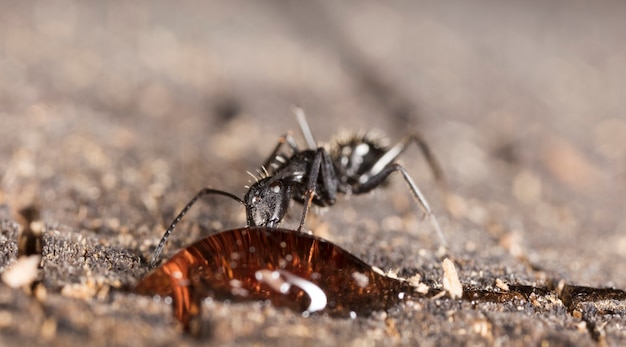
[297,148,338,232]
[353,163,446,247]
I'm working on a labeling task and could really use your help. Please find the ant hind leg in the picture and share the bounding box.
[407,132,446,189]
[368,133,446,189]
[353,163,446,247]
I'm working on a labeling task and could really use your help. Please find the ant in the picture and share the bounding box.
[150,108,446,267]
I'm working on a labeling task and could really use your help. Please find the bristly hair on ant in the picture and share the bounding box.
[150,108,446,267]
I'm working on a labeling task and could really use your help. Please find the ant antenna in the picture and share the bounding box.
[150,188,245,267]
[292,106,317,149]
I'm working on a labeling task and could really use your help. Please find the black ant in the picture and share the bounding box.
[150,108,446,266]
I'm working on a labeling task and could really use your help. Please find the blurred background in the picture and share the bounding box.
[1,0,625,290]
[1,1,626,345]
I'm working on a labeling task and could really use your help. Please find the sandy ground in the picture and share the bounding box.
[0,1,625,346]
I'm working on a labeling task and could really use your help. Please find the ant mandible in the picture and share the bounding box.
[150,108,446,266]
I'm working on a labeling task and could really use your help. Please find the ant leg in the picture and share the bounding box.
[150,188,245,267]
[292,106,317,149]
[368,133,446,188]
[298,191,315,233]
[297,148,338,232]
[408,133,446,187]
[353,163,446,246]
[262,133,300,172]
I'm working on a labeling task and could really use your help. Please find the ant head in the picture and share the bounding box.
[244,177,292,227]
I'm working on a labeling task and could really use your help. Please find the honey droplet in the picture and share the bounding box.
[135,227,412,330]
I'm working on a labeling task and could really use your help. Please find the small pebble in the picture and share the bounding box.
[1,255,40,288]
[442,258,463,299]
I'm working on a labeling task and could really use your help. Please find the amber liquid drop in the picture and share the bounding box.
[135,227,414,330]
